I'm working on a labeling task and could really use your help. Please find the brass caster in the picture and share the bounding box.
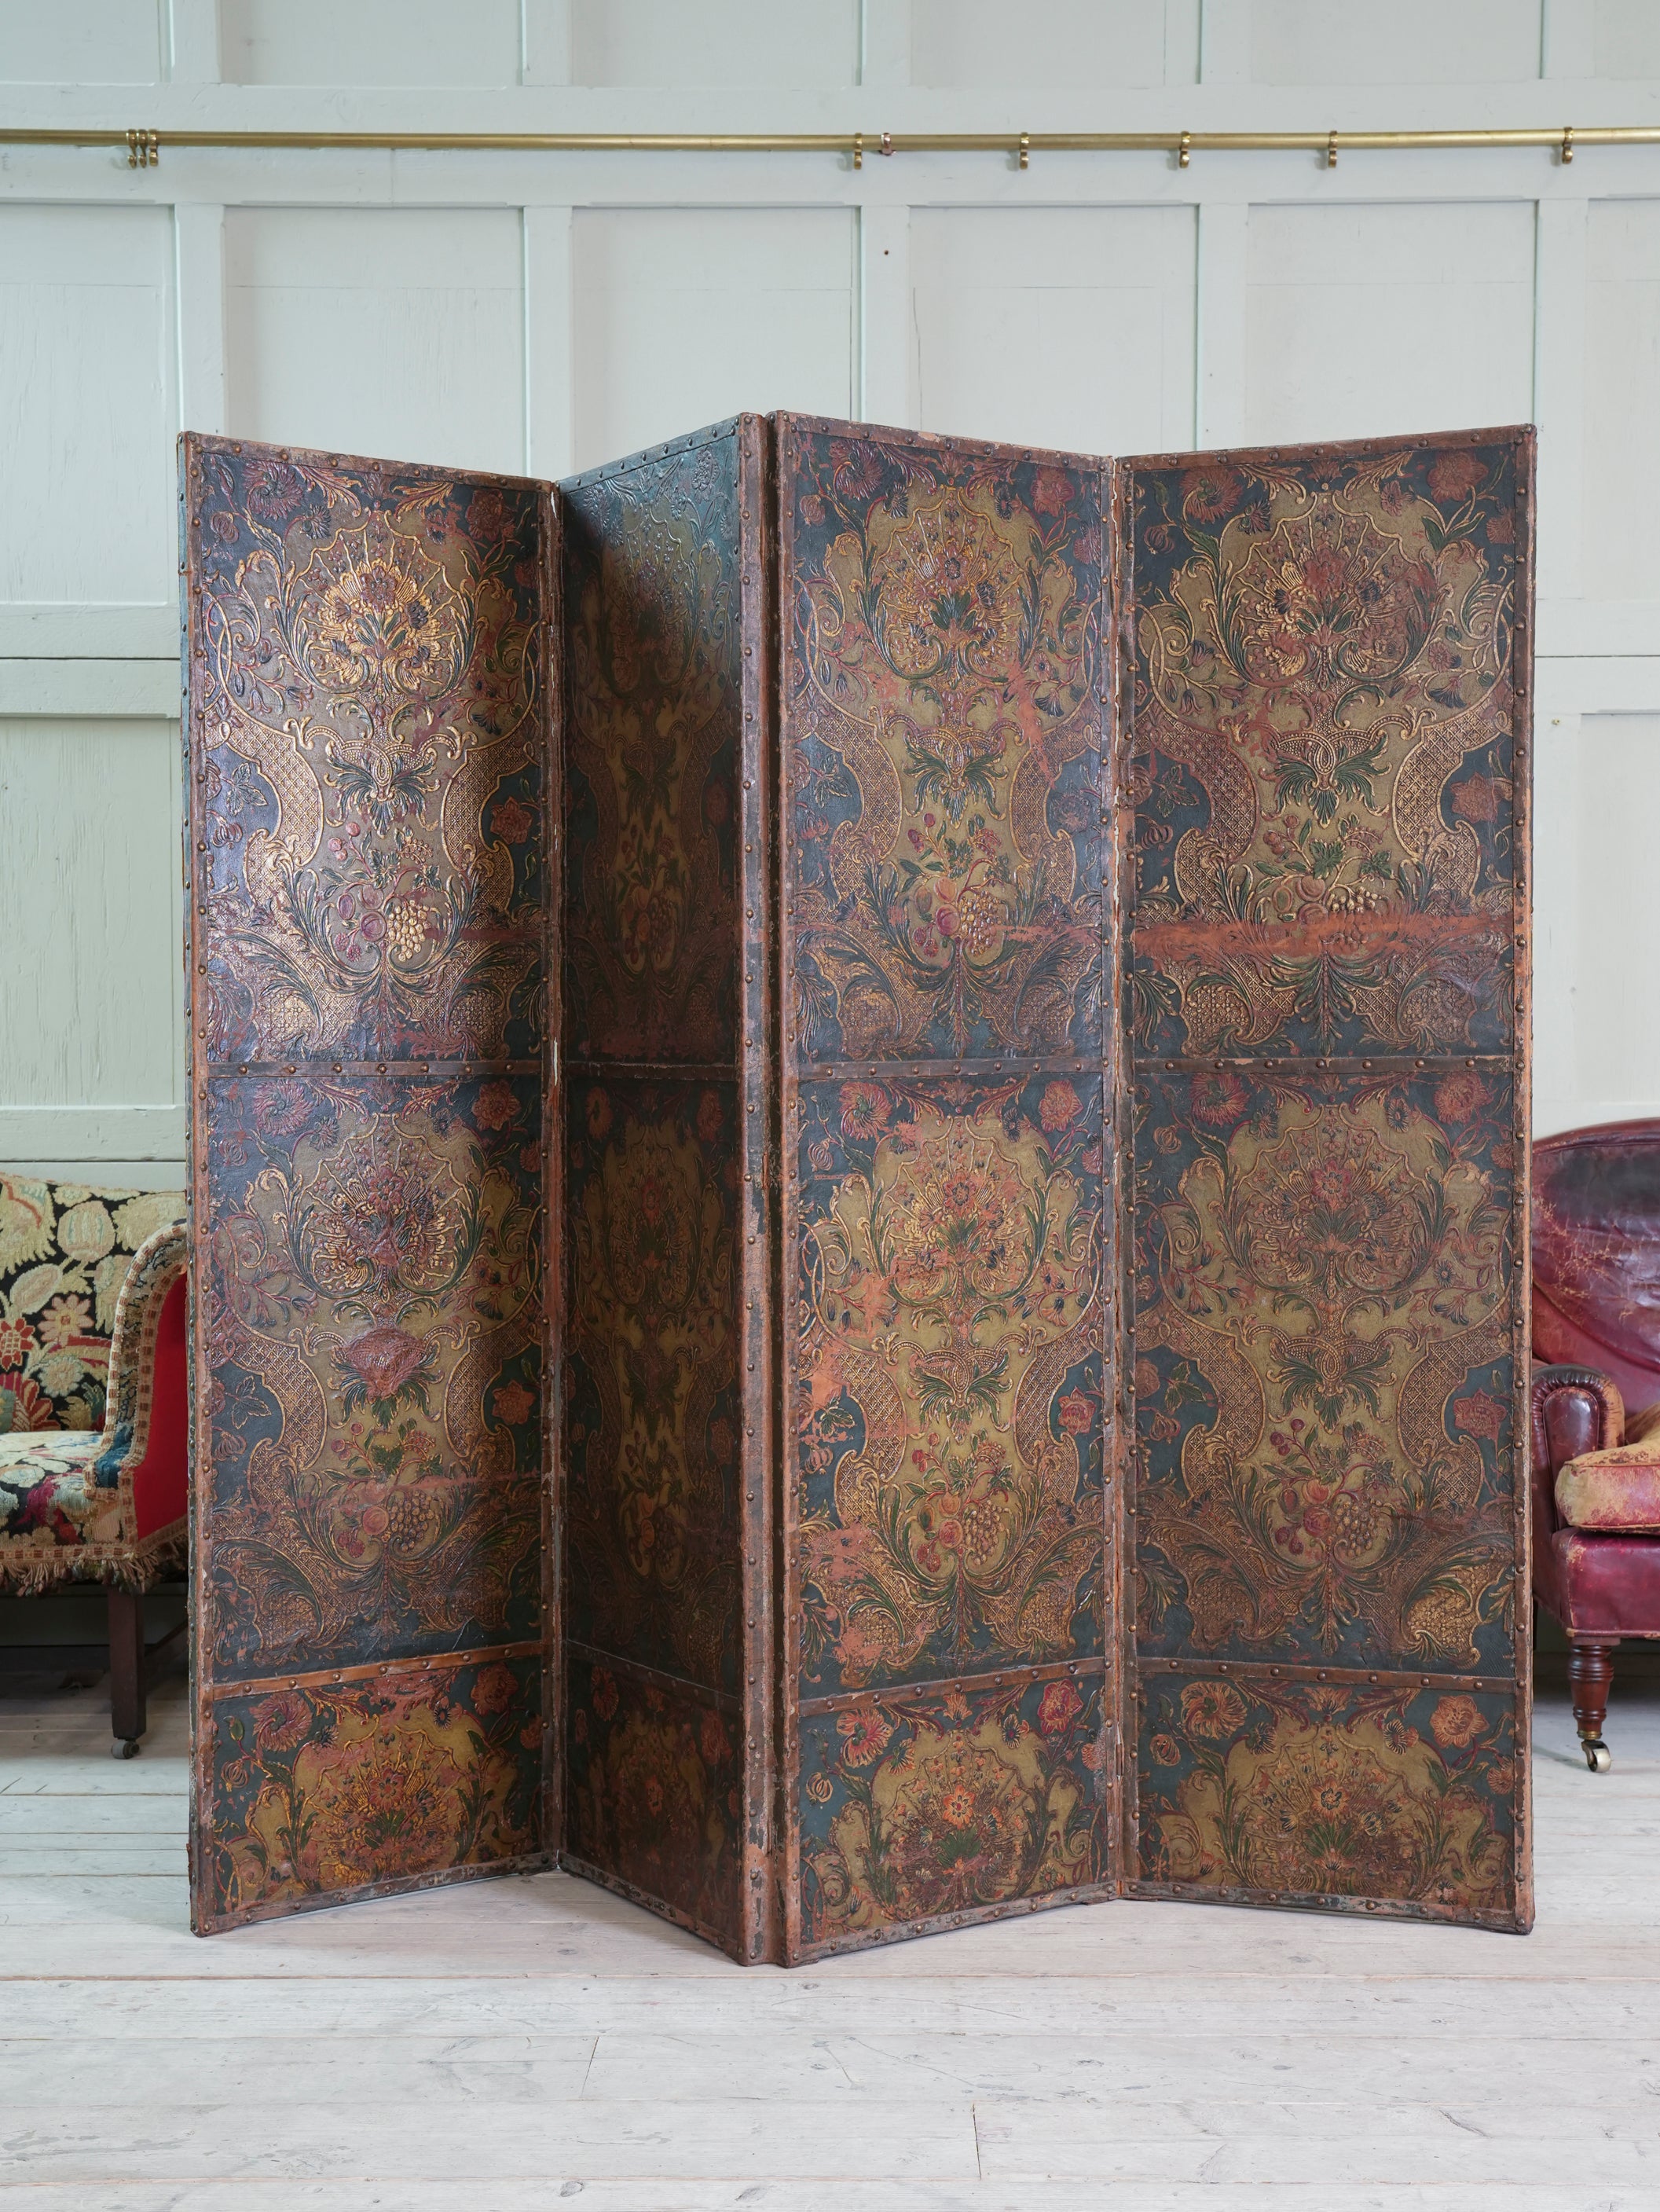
[1583,1737,1611,1774]
[111,1737,140,1761]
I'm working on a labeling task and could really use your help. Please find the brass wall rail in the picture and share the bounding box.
[0,123,1655,169]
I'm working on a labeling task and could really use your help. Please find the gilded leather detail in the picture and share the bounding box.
[786,435,1105,1062]
[566,1650,742,1942]
[203,1078,544,1677]
[799,1673,1103,1948]
[189,452,548,1062]
[205,1654,543,1920]
[782,426,1110,1952]
[185,439,552,1930]
[1128,441,1519,1058]
[563,442,741,1063]
[566,1077,741,1690]
[1138,1674,1518,1919]
[794,1073,1104,1693]
[1135,1069,1515,1671]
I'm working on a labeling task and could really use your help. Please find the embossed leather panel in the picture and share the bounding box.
[1137,1671,1520,1918]
[562,442,742,1065]
[558,423,770,1964]
[1133,1066,1517,1675]
[1126,438,1521,1061]
[183,437,555,1931]
[779,420,1112,1958]
[184,417,1534,1954]
[1122,428,1533,1932]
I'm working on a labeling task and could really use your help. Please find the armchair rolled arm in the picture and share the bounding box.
[1530,1363,1626,1590]
[1532,1363,1626,1479]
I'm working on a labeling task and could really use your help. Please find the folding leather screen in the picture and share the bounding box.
[182,418,1533,1951]
[181,442,559,1930]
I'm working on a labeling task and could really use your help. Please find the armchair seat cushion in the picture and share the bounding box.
[0,1430,113,1552]
[1556,1426,1660,1532]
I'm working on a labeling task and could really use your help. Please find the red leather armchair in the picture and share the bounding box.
[1533,1120,1660,1770]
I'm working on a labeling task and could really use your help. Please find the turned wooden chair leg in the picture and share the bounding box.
[107,1587,146,1759]
[1567,1637,1616,1772]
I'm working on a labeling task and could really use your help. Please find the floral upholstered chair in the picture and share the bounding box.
[1532,1121,1660,1771]
[0,1176,189,1754]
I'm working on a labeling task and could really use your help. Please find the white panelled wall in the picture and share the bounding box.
[2,0,1659,1180]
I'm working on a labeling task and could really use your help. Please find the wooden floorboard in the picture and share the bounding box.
[1,1664,1656,2209]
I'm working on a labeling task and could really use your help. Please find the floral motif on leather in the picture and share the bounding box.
[786,434,1105,1062]
[1138,1675,1518,1917]
[566,1080,740,1690]
[1135,1069,1515,1671]
[0,1177,185,1433]
[566,1653,742,1944]
[203,1077,543,1677]
[1127,438,1520,1055]
[795,1073,1104,1693]
[798,1673,1103,1950]
[203,1654,542,1921]
[563,441,742,1063]
[189,448,547,1061]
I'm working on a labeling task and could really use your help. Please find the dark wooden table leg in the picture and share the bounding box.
[107,1587,146,1758]
[1567,1637,1615,1772]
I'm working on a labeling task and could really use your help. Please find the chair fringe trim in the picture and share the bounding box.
[0,1521,186,1598]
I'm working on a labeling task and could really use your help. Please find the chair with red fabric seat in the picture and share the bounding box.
[1532,1121,1660,1770]
[0,1177,189,1754]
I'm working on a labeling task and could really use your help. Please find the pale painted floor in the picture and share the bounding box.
[2,1661,1657,2211]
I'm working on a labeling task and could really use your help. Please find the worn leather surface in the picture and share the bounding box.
[1551,1527,1660,1634]
[1530,1364,1660,1634]
[1556,1437,1660,1532]
[1534,1121,1660,1412]
[778,420,1111,1957]
[1530,1366,1622,1621]
[1530,1122,1660,1637]
[182,435,554,1931]
[560,431,749,1953]
[1124,429,1531,1930]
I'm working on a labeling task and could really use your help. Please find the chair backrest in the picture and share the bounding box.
[0,1176,187,1432]
[97,1223,190,1537]
[1533,1119,1660,1415]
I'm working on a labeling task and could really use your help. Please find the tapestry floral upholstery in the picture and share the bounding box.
[0,1217,190,1593]
[0,1432,109,1550]
[0,1177,186,1433]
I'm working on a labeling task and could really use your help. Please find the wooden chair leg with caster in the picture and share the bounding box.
[1567,1638,1616,1772]
[107,1586,147,1759]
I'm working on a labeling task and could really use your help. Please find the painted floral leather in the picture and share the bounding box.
[182,436,554,1932]
[1123,430,1531,1931]
[561,422,769,1961]
[185,417,1531,1953]
[1127,438,1520,1059]
[779,421,1111,1957]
